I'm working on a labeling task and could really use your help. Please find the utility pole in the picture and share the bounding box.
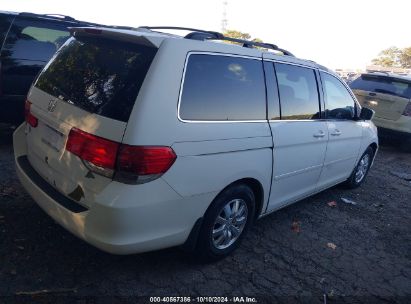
[221,0,228,33]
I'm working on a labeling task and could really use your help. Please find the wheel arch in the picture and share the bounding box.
[182,177,265,253]
[369,142,378,163]
[369,142,378,154]
[210,178,265,222]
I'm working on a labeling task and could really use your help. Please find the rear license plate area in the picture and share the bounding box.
[41,124,64,152]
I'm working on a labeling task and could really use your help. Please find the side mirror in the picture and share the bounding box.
[328,107,355,120]
[359,107,375,120]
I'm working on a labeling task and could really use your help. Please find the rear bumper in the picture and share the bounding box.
[373,115,411,136]
[13,124,213,254]
[17,156,89,213]
[377,127,411,142]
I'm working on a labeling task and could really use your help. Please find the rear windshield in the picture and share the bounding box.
[350,75,411,99]
[35,36,157,122]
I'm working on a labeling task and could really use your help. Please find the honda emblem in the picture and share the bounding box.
[47,99,57,112]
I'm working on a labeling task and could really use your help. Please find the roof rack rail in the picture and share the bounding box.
[106,25,137,30]
[138,26,225,40]
[138,26,294,57]
[19,12,76,21]
[368,71,390,75]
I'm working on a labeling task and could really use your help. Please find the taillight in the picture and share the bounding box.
[115,145,177,184]
[403,102,411,116]
[24,100,38,128]
[66,128,119,177]
[65,128,176,184]
[24,100,30,120]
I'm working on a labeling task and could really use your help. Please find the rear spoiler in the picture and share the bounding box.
[68,27,166,48]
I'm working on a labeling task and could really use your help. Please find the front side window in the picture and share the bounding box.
[179,54,266,121]
[275,63,320,120]
[321,72,355,120]
[1,17,70,62]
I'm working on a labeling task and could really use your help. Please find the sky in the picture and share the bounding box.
[3,0,410,70]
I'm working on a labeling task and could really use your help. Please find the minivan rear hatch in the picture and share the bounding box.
[24,28,160,208]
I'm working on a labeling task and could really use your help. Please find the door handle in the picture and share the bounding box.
[313,131,326,138]
[331,129,341,136]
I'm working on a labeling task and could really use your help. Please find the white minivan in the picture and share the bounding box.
[14,26,378,260]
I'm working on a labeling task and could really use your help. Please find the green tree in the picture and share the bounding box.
[399,47,411,68]
[372,46,411,68]
[252,38,263,43]
[223,30,251,40]
[223,30,262,43]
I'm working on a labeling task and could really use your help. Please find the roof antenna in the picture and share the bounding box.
[221,0,228,32]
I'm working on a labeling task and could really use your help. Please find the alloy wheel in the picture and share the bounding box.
[355,154,370,183]
[211,199,248,250]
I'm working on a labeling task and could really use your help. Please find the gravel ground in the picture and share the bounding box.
[0,135,410,303]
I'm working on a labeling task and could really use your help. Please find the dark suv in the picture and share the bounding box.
[0,11,101,127]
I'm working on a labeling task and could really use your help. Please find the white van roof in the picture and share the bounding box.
[71,26,334,74]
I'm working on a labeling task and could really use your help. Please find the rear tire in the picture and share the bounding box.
[344,147,374,188]
[195,184,255,261]
[400,139,411,152]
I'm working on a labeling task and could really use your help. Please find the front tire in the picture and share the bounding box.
[344,147,374,188]
[195,184,255,261]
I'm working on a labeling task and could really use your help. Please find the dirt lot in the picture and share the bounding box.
[0,134,410,303]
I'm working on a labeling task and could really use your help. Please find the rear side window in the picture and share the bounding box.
[275,63,320,120]
[350,75,411,99]
[321,72,355,120]
[263,61,281,120]
[179,54,266,121]
[35,36,157,122]
[2,17,70,61]
[0,14,13,48]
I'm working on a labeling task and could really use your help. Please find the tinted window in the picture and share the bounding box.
[0,13,13,47]
[2,17,70,61]
[350,75,411,99]
[275,63,320,120]
[264,61,281,120]
[180,54,266,121]
[321,72,355,119]
[35,36,157,122]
